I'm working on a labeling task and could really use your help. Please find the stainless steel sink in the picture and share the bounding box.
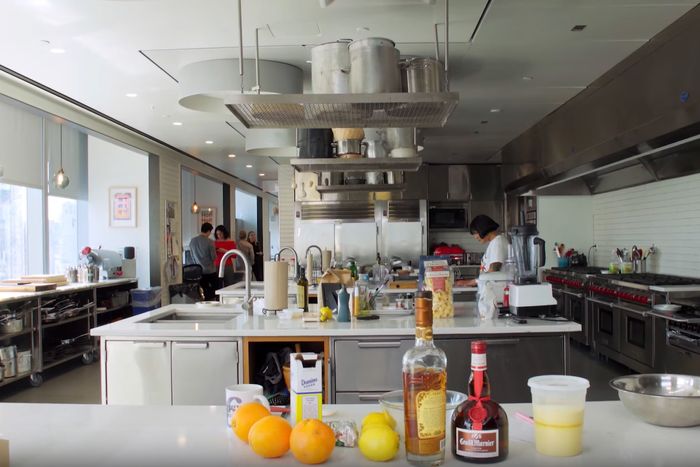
[140,310,241,324]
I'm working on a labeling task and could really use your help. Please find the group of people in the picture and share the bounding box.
[189,223,263,300]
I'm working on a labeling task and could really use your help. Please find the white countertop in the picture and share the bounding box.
[0,278,138,304]
[91,302,579,338]
[216,281,476,297]
[0,401,696,466]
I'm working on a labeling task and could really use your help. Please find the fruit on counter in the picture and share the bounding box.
[290,419,336,464]
[362,411,396,431]
[231,402,271,442]
[358,424,400,462]
[319,306,333,322]
[248,415,292,458]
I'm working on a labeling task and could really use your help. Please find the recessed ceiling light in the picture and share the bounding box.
[172,121,183,126]
[481,120,488,124]
[259,173,265,176]
[356,26,370,32]
[228,154,236,158]
[246,164,253,168]
[125,93,138,98]
[305,60,312,64]
[571,25,587,32]
[522,76,534,81]
[205,140,214,144]
[490,108,501,113]
[50,48,66,54]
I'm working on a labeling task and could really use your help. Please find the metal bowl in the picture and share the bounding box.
[652,304,682,312]
[610,374,700,427]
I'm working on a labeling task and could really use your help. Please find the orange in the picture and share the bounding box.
[248,415,292,458]
[231,402,271,443]
[289,419,336,464]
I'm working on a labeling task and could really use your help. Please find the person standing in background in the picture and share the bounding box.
[248,231,264,281]
[214,225,237,286]
[189,223,218,300]
[237,230,256,280]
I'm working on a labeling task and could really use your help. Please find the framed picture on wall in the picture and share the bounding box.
[199,207,216,227]
[109,186,137,227]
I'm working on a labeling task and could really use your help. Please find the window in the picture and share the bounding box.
[0,183,42,280]
[48,195,79,274]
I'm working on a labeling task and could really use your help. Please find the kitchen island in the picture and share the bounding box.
[0,401,696,466]
[92,303,579,405]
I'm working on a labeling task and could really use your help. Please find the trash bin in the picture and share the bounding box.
[130,287,162,315]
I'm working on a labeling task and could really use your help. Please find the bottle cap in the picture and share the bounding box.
[415,303,433,327]
[471,340,487,354]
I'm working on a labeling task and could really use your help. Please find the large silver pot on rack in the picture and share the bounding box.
[311,40,351,94]
[349,38,401,93]
[405,57,445,93]
[0,309,24,334]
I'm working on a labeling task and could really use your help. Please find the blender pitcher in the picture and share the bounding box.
[509,224,546,284]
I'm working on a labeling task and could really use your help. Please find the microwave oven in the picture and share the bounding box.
[428,205,468,230]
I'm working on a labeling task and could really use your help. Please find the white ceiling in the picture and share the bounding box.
[0,0,697,187]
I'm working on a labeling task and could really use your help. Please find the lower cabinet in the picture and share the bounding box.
[332,335,565,404]
[104,339,239,405]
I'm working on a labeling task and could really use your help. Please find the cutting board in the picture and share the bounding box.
[0,282,57,292]
[388,280,418,289]
[20,274,67,284]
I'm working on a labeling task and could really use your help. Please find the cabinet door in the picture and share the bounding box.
[428,166,449,201]
[334,339,413,391]
[434,338,472,394]
[106,340,171,405]
[447,166,470,201]
[172,341,238,405]
[482,336,565,403]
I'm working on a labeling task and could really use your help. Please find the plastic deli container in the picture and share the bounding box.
[527,375,590,457]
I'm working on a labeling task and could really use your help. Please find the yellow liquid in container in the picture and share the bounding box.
[533,405,584,457]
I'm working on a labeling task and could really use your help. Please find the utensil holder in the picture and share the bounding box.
[557,257,570,268]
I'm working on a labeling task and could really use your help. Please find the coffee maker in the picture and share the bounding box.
[508,224,557,317]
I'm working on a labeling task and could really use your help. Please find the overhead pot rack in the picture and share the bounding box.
[227,0,458,129]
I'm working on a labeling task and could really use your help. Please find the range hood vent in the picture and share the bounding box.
[387,200,420,221]
[224,92,458,129]
[299,201,374,221]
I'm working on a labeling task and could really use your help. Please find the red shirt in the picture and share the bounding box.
[214,240,237,267]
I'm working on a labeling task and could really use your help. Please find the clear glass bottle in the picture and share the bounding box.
[451,341,509,463]
[403,291,447,466]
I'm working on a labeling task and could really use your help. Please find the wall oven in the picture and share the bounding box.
[590,297,620,353]
[563,290,589,346]
[617,303,654,368]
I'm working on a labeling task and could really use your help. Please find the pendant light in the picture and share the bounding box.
[53,124,70,189]
[190,173,199,214]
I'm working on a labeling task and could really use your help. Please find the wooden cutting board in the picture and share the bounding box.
[0,282,57,292]
[20,274,67,284]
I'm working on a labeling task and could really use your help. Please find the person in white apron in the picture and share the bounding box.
[456,215,508,287]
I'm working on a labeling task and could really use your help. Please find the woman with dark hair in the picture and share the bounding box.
[457,215,508,286]
[214,225,237,286]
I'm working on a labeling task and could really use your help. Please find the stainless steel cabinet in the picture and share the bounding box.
[428,165,470,202]
[171,341,238,405]
[435,336,565,403]
[334,338,413,400]
[106,340,172,405]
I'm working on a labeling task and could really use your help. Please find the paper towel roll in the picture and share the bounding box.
[264,261,289,311]
[322,249,332,271]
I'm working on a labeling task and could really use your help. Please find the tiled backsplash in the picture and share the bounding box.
[592,173,700,278]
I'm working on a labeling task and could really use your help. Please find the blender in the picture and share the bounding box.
[508,224,557,317]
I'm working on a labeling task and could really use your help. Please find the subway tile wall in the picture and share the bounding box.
[277,165,295,250]
[592,173,700,278]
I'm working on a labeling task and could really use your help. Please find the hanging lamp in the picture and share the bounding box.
[53,124,70,189]
[191,173,200,214]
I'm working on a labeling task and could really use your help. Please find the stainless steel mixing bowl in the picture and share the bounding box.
[610,374,700,427]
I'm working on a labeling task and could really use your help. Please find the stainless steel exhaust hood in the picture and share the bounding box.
[502,6,700,196]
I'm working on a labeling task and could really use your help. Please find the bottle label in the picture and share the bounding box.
[471,353,487,371]
[297,286,306,306]
[455,428,499,458]
[415,390,446,440]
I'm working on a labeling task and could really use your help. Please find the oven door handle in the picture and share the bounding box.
[668,330,700,346]
[586,297,614,307]
[561,290,584,299]
[612,303,649,317]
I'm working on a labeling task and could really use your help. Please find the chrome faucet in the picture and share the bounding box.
[219,249,252,310]
[305,245,322,270]
[275,247,300,279]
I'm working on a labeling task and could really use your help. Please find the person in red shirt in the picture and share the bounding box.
[214,225,237,286]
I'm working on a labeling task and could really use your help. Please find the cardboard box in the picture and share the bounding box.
[290,352,323,424]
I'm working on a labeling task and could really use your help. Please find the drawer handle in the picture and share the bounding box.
[173,342,209,349]
[358,394,384,401]
[134,342,166,348]
[357,342,402,349]
[481,339,520,346]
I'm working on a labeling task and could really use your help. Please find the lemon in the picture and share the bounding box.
[319,307,333,322]
[359,424,400,462]
[362,411,396,430]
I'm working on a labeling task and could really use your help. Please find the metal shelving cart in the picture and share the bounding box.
[0,298,40,388]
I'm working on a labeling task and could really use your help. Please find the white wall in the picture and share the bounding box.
[87,135,150,288]
[592,173,700,277]
[181,170,224,246]
[537,196,595,268]
[235,189,258,236]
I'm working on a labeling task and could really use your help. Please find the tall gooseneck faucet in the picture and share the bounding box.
[219,249,252,310]
[305,244,323,270]
[275,247,300,279]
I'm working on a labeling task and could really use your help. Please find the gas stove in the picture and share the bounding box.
[606,273,700,288]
